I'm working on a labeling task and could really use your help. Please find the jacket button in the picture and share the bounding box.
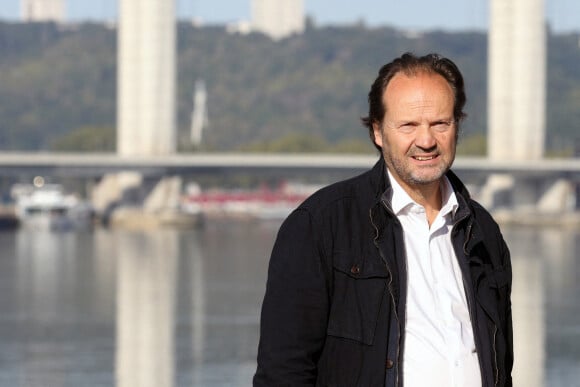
[350,264,360,274]
[386,359,394,369]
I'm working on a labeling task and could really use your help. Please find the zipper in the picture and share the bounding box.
[456,218,502,387]
[462,220,473,255]
[492,324,499,386]
[370,203,403,387]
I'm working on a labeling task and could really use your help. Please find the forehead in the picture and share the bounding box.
[383,72,454,117]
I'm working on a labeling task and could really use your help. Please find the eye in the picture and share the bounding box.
[431,120,453,132]
[397,123,417,134]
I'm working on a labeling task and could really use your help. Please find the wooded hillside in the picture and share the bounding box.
[0,21,579,156]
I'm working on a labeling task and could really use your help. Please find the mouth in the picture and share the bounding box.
[412,155,438,161]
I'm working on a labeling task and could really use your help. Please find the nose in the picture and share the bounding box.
[414,125,437,150]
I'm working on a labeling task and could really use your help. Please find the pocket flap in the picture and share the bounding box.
[332,252,388,279]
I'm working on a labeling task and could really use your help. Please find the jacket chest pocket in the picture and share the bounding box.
[326,253,389,345]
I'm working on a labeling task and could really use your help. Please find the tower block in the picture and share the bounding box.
[21,0,65,22]
[488,0,546,161]
[117,0,176,156]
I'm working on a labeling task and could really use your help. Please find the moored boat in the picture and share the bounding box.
[11,183,94,231]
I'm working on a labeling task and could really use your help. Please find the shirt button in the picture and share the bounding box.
[386,359,394,369]
[350,264,360,274]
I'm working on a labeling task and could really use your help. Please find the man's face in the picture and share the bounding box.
[372,72,457,193]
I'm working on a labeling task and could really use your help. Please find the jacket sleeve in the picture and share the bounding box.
[486,222,514,386]
[500,235,514,386]
[253,208,330,386]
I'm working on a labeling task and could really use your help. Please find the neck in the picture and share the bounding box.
[394,176,443,226]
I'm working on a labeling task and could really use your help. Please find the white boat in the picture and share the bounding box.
[11,183,94,231]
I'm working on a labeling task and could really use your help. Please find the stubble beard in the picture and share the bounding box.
[383,147,455,187]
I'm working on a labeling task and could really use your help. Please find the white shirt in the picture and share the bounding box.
[387,171,481,387]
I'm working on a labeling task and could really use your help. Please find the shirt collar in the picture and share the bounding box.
[387,169,458,217]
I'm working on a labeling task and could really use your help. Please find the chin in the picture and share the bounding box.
[410,171,447,185]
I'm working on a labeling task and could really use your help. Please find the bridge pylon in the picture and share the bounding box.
[117,0,176,156]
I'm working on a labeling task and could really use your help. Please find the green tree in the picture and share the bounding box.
[50,125,115,152]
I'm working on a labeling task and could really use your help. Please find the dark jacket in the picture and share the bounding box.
[254,158,513,387]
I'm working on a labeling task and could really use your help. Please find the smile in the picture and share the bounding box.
[413,155,437,161]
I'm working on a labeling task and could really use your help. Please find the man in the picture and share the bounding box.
[254,53,513,386]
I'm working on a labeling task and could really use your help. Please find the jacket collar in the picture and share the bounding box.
[370,158,480,241]
[370,157,472,213]
[368,156,389,200]
[445,169,472,202]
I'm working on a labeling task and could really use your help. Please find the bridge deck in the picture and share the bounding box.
[0,152,579,179]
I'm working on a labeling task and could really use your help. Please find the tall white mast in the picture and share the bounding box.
[190,79,209,147]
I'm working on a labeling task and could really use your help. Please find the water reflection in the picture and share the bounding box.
[16,231,76,322]
[507,226,580,387]
[14,231,79,384]
[538,228,580,386]
[188,233,206,385]
[0,222,578,386]
[11,230,114,386]
[115,231,178,387]
[510,228,545,387]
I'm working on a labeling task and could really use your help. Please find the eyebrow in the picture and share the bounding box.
[392,117,454,126]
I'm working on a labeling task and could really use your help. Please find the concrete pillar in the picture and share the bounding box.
[479,175,576,214]
[117,0,176,156]
[536,178,575,212]
[488,0,546,161]
[91,172,143,215]
[477,173,514,210]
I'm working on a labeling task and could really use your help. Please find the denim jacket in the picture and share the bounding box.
[254,158,513,387]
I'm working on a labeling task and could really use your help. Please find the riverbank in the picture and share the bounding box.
[492,209,580,228]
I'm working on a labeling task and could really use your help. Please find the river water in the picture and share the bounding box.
[0,220,578,387]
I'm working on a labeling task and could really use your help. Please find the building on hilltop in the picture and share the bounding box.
[21,0,65,23]
[252,0,304,40]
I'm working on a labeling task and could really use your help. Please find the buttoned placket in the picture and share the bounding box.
[403,201,477,387]
[388,171,481,387]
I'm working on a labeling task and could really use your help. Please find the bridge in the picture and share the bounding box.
[2,0,565,220]
[1,152,580,179]
[1,152,578,219]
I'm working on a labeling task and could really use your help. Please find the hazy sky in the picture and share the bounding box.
[0,0,578,32]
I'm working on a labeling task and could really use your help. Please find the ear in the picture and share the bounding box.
[372,122,383,148]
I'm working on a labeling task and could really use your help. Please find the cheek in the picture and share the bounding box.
[438,133,456,150]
